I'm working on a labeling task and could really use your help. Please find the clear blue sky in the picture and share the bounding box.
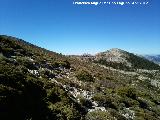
[0,0,160,55]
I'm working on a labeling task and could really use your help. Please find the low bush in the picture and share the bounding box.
[76,69,94,82]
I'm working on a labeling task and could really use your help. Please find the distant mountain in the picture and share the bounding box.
[143,55,160,65]
[70,50,160,69]
[1,35,160,120]
[77,48,160,71]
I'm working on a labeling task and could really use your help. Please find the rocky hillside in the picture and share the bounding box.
[1,35,160,120]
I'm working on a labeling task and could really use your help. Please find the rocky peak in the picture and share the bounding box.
[95,48,130,66]
[96,48,126,57]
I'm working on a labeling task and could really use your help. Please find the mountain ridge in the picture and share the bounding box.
[70,48,160,71]
[143,55,160,65]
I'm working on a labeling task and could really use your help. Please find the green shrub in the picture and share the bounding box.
[52,60,70,69]
[92,93,105,105]
[109,108,127,120]
[16,57,38,70]
[93,93,119,109]
[85,110,114,120]
[48,102,81,120]
[117,86,137,99]
[122,97,139,107]
[1,47,14,57]
[76,69,94,82]
[77,96,92,108]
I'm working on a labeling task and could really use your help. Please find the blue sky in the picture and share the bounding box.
[0,0,160,55]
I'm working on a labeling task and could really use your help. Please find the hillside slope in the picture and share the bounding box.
[0,35,160,120]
